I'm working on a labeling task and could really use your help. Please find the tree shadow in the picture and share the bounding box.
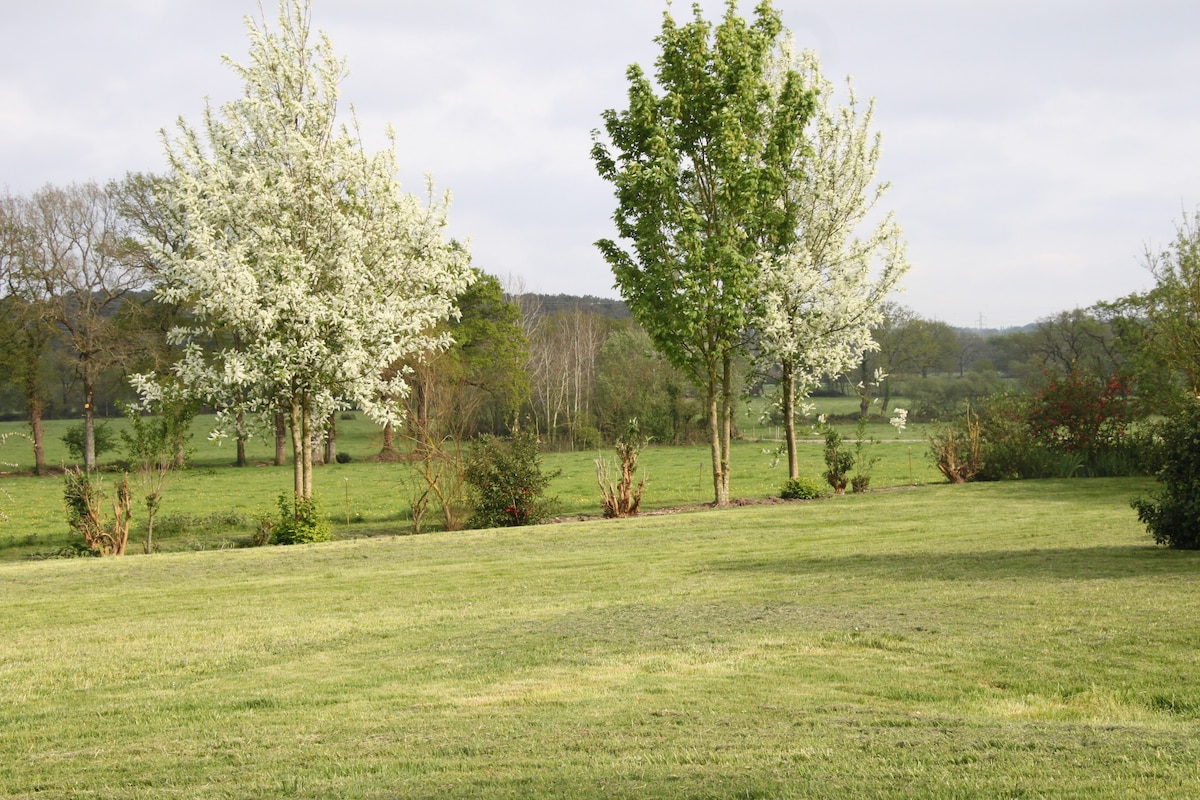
[707,544,1198,583]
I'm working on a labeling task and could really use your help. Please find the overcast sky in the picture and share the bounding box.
[3,0,1198,328]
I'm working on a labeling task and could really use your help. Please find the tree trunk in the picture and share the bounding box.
[301,396,313,499]
[29,402,45,476]
[781,360,799,480]
[380,420,396,459]
[235,409,247,467]
[289,395,305,501]
[706,353,732,508]
[708,381,724,506]
[719,351,733,504]
[25,353,45,475]
[274,411,287,466]
[323,412,337,464]
[83,380,96,472]
[236,436,247,467]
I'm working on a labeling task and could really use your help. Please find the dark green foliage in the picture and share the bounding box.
[779,477,824,500]
[903,372,1006,422]
[1132,400,1200,549]
[62,422,115,463]
[465,432,560,528]
[273,495,331,545]
[822,427,853,495]
[594,323,704,445]
[963,387,1152,481]
[335,452,352,464]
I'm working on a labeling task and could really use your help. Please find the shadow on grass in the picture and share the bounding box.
[707,544,1199,582]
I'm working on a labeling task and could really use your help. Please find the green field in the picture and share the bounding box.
[2,475,1198,798]
[0,408,935,558]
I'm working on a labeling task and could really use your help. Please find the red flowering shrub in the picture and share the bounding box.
[1026,371,1133,457]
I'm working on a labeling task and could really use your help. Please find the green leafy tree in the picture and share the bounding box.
[1136,208,1200,399]
[594,322,699,445]
[150,0,473,508]
[592,0,815,505]
[0,196,53,474]
[1132,400,1200,549]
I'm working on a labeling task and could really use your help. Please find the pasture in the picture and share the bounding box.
[0,408,935,558]
[2,468,1198,797]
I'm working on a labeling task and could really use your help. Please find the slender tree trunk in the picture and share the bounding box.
[274,411,287,466]
[706,353,731,507]
[235,409,247,467]
[301,396,313,499]
[83,378,96,472]
[781,360,799,480]
[29,400,45,476]
[24,343,45,475]
[290,394,304,501]
[380,420,396,459]
[323,412,337,464]
[720,351,733,504]
[708,380,722,505]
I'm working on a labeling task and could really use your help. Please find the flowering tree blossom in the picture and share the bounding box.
[151,0,473,502]
[755,46,908,479]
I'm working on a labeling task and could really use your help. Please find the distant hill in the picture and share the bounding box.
[514,293,630,321]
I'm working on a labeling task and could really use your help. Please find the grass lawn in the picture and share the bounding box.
[1,477,1197,798]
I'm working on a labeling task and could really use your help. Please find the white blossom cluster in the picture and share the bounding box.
[146,2,473,444]
[755,45,908,410]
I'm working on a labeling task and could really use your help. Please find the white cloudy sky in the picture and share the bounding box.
[3,0,1198,328]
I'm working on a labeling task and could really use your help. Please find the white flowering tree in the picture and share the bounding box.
[755,47,908,479]
[151,0,473,505]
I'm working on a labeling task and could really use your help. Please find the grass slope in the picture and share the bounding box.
[2,478,1197,798]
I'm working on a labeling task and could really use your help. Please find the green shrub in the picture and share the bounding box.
[62,423,116,463]
[779,477,824,500]
[465,432,560,528]
[822,426,853,495]
[1132,401,1200,549]
[335,452,352,464]
[273,495,332,545]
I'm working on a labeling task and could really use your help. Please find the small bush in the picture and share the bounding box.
[929,404,983,483]
[1132,401,1200,549]
[335,452,352,464]
[273,495,332,545]
[822,426,853,495]
[850,417,879,493]
[339,411,357,421]
[62,423,116,463]
[465,432,560,528]
[598,423,646,518]
[780,477,824,500]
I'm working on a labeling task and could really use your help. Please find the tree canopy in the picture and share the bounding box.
[592,0,815,505]
[151,0,473,502]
